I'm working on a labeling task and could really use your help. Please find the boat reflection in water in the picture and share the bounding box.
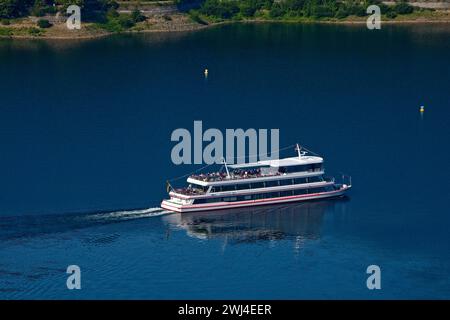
[162,198,349,246]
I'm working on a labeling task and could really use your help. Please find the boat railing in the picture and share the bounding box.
[341,174,352,187]
[189,170,281,182]
[173,188,206,195]
[189,168,324,183]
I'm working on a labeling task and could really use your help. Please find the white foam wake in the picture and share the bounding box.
[85,207,174,222]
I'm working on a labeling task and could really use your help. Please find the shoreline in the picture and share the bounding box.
[1,15,450,40]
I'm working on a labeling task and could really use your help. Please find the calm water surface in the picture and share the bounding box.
[0,23,449,299]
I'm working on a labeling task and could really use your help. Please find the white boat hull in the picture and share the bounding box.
[161,185,351,213]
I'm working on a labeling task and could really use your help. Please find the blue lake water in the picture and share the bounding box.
[0,23,449,299]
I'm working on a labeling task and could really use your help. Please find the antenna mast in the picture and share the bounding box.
[295,143,302,159]
[222,157,231,178]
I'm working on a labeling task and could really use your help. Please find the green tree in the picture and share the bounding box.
[386,10,397,18]
[37,18,52,27]
[131,8,145,23]
[240,0,258,17]
[284,0,306,12]
[188,10,208,25]
[269,3,285,18]
[31,0,48,16]
[0,0,32,18]
[82,0,118,21]
[200,0,239,19]
[311,5,334,18]
[335,7,348,19]
[0,0,17,18]
[394,1,413,15]
[55,0,84,11]
[118,14,134,28]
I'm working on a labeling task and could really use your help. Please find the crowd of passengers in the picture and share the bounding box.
[174,186,205,195]
[189,168,283,182]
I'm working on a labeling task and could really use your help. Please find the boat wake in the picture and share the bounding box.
[85,207,173,222]
[0,207,174,243]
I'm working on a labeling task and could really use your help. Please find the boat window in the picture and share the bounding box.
[285,163,323,173]
[309,187,326,194]
[265,180,279,187]
[194,197,220,204]
[265,192,280,199]
[279,179,293,186]
[222,196,237,202]
[280,190,293,197]
[236,184,251,190]
[253,192,280,199]
[250,182,264,189]
[222,185,236,192]
[294,178,307,184]
[284,164,309,173]
[308,176,321,183]
[237,194,254,201]
[293,189,307,195]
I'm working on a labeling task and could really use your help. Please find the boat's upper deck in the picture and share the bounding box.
[187,156,324,186]
[228,156,322,169]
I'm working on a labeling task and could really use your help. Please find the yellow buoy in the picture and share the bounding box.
[420,106,425,112]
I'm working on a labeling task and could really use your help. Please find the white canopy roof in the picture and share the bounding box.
[229,156,323,169]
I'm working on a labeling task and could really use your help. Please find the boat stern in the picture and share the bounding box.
[161,198,185,213]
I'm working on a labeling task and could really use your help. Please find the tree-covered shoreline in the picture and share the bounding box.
[0,0,149,32]
[0,0,446,38]
[0,1,116,19]
[184,0,422,22]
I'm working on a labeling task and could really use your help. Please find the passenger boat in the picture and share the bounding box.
[161,144,351,213]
